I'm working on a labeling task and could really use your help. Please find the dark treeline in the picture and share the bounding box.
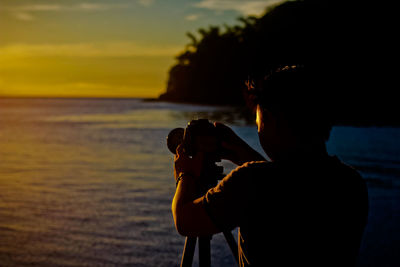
[159,0,397,126]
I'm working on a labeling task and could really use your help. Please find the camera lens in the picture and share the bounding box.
[166,128,184,154]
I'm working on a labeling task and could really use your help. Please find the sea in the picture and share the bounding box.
[0,98,399,267]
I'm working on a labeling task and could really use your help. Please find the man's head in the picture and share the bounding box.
[248,65,333,160]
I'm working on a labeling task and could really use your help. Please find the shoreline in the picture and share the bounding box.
[0,96,399,127]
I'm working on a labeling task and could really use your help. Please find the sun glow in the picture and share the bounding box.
[0,42,180,98]
[0,0,276,98]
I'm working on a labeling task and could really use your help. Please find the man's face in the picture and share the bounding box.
[256,105,263,133]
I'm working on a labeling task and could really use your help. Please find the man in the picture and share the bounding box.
[172,65,368,266]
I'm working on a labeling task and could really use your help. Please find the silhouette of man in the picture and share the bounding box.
[172,65,368,266]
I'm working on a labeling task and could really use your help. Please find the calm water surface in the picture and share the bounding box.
[0,98,399,266]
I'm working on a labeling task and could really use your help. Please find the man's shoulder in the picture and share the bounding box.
[328,156,364,181]
[329,156,367,193]
[221,161,279,187]
[234,160,276,175]
[241,160,271,168]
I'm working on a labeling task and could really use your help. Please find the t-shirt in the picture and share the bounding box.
[202,156,368,267]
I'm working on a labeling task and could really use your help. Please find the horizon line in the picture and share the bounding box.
[0,95,159,101]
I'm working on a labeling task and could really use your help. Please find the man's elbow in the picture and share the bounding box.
[173,211,191,236]
[171,199,217,237]
[174,218,190,236]
[172,204,186,236]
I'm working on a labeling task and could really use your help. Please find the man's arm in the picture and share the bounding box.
[172,174,219,237]
[171,144,219,236]
[214,122,266,165]
[171,123,263,237]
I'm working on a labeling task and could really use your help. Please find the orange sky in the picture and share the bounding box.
[0,0,279,98]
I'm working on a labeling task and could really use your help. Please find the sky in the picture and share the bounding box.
[0,0,282,98]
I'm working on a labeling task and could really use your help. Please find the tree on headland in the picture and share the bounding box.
[159,0,398,125]
[159,1,338,104]
[161,24,246,105]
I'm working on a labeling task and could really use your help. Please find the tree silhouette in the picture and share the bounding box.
[159,0,334,105]
[159,0,398,125]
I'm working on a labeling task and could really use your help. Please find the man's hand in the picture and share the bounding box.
[214,122,266,165]
[174,144,204,181]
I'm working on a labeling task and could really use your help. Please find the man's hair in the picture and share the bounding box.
[246,65,333,141]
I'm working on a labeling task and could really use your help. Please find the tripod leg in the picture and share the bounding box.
[223,231,239,264]
[181,237,197,267]
[198,236,211,267]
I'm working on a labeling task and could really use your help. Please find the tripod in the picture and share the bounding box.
[180,231,238,267]
[179,159,239,267]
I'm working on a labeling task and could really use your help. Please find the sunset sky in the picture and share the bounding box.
[0,0,281,98]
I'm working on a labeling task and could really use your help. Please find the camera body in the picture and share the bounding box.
[167,119,224,191]
[167,119,221,162]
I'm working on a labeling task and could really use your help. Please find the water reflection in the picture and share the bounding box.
[0,98,399,267]
[169,106,255,126]
[0,98,255,266]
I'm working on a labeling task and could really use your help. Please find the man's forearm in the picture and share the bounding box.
[171,174,219,236]
[172,174,198,232]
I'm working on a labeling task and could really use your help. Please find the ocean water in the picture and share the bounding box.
[0,98,399,267]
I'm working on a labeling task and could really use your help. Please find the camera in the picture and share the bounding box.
[168,120,238,266]
[167,119,222,162]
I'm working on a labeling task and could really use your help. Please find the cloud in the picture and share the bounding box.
[194,0,284,16]
[5,2,129,21]
[20,3,128,11]
[185,14,202,21]
[0,42,182,58]
[13,12,35,21]
[137,0,155,7]
[76,3,115,11]
[18,4,63,12]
